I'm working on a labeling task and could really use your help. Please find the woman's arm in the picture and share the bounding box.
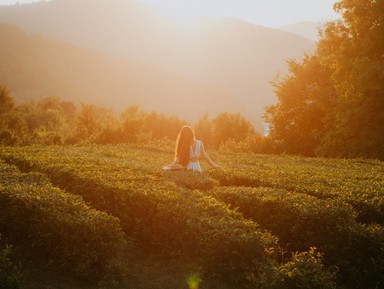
[200,142,222,171]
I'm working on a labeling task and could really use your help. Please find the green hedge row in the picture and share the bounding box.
[0,148,276,286]
[209,153,384,224]
[0,146,335,288]
[0,160,126,281]
[0,235,21,289]
[210,186,384,289]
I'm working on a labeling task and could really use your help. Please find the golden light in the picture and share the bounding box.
[187,274,202,289]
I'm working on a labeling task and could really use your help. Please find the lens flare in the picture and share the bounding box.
[187,274,202,289]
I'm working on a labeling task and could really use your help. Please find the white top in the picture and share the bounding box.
[187,140,202,172]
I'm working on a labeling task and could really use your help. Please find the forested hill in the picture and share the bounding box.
[0,23,245,123]
[0,0,315,127]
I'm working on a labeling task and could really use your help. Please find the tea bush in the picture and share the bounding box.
[0,160,126,281]
[1,145,383,289]
[0,235,21,289]
[210,186,384,288]
[210,153,384,224]
[257,247,337,289]
[0,147,278,286]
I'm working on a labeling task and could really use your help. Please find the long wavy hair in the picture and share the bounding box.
[175,125,195,167]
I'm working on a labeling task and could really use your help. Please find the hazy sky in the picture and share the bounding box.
[0,0,339,27]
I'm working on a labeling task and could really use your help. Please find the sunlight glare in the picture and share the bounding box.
[165,4,203,34]
[187,274,202,289]
[142,0,204,33]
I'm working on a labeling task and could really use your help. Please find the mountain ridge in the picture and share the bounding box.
[280,21,324,41]
[0,0,315,129]
[0,23,245,124]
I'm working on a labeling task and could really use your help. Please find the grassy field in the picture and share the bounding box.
[0,144,383,289]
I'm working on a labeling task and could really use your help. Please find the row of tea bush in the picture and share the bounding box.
[0,145,338,288]
[0,159,126,282]
[209,186,384,289]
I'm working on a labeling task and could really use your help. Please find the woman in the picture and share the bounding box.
[163,125,222,172]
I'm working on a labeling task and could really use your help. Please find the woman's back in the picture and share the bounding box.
[163,125,222,172]
[187,140,202,172]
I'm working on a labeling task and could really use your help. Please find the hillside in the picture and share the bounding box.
[0,23,244,123]
[0,0,315,127]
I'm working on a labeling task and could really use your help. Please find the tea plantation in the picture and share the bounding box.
[0,145,383,289]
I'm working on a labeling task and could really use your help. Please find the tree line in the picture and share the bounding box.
[0,85,274,152]
[265,0,384,160]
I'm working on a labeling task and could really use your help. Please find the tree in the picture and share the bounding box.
[316,0,384,159]
[36,96,66,132]
[265,0,384,159]
[264,54,335,156]
[120,106,145,142]
[0,85,15,115]
[143,111,186,140]
[211,112,254,148]
[194,113,213,147]
[76,104,101,140]
[0,85,24,145]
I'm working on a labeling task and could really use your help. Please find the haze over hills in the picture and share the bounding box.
[280,21,324,41]
[0,0,315,130]
[0,23,245,123]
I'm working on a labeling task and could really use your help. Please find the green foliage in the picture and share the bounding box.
[264,54,335,156]
[210,187,355,250]
[0,145,383,288]
[163,170,219,191]
[0,84,266,152]
[335,223,384,289]
[212,112,255,147]
[0,236,21,289]
[209,186,384,288]
[194,112,256,149]
[315,1,384,159]
[0,85,21,146]
[260,247,337,289]
[0,146,278,287]
[142,111,187,140]
[218,133,272,154]
[0,84,15,115]
[0,160,126,282]
[0,89,192,146]
[265,0,384,160]
[76,103,104,141]
[0,129,19,146]
[212,152,384,224]
[120,106,146,142]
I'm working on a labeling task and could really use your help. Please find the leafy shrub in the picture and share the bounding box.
[0,236,21,289]
[150,190,277,286]
[0,129,19,146]
[210,186,384,289]
[162,170,219,191]
[0,161,126,282]
[0,146,278,287]
[1,145,384,289]
[209,153,384,224]
[210,187,356,251]
[334,223,384,289]
[253,247,337,289]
